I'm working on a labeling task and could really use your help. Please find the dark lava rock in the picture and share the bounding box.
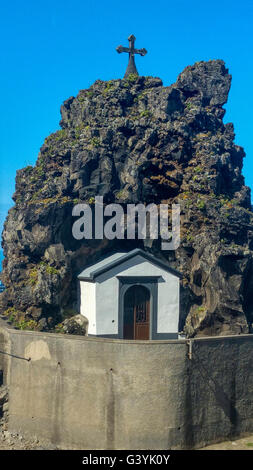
[1,61,253,337]
[62,314,88,336]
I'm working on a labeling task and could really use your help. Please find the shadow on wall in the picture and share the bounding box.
[184,341,241,448]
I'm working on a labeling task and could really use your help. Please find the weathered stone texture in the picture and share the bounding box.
[2,327,253,449]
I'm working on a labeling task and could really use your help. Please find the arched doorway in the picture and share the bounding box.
[123,285,150,340]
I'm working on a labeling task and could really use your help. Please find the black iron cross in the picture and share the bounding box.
[116,35,147,78]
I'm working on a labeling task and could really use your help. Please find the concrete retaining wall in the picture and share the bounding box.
[0,322,253,449]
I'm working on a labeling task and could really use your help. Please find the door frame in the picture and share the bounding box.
[117,276,159,340]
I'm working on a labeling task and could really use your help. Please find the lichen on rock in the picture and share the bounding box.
[1,60,252,337]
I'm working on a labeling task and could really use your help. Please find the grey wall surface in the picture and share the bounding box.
[0,322,253,450]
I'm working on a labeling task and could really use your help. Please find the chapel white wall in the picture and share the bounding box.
[80,281,96,335]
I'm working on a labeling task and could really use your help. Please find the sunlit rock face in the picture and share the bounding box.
[1,60,253,337]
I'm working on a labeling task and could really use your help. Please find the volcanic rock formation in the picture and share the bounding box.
[1,60,253,337]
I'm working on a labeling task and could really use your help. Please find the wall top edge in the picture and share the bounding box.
[0,319,252,345]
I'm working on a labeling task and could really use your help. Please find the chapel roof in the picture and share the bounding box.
[78,248,182,281]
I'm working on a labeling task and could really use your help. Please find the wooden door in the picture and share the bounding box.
[123,285,150,340]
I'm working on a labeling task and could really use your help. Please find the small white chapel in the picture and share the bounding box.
[78,248,181,340]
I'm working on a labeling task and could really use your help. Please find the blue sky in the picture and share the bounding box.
[0,0,253,238]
